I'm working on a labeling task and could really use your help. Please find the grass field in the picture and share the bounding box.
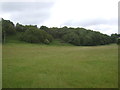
[2,42,118,88]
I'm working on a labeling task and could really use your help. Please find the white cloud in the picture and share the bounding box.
[43,0,118,35]
[85,24,118,35]
[0,0,119,35]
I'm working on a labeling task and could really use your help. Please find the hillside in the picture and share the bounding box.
[1,18,119,46]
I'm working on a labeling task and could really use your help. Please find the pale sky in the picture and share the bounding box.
[0,0,119,35]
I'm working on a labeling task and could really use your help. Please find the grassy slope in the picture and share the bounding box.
[2,36,118,88]
[0,44,2,89]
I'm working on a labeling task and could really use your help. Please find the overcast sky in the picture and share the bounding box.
[0,0,119,35]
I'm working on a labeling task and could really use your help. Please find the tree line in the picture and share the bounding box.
[1,18,120,45]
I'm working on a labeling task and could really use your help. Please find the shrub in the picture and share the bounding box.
[62,32,80,45]
[19,28,53,44]
[44,39,50,44]
[117,38,120,45]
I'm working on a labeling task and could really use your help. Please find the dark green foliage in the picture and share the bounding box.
[16,23,26,32]
[117,38,120,44]
[40,25,49,31]
[44,39,50,44]
[19,26,53,44]
[45,34,53,42]
[2,19,119,46]
[2,18,16,35]
[82,35,93,46]
[61,28,114,46]
[62,32,80,45]
[2,19,16,43]
[111,33,119,43]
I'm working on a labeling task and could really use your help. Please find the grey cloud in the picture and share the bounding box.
[83,18,117,26]
[1,2,54,25]
[63,18,117,27]
[10,9,51,25]
[1,2,54,13]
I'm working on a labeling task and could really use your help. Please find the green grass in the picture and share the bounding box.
[49,39,73,46]
[0,44,2,89]
[5,35,73,46]
[2,42,118,88]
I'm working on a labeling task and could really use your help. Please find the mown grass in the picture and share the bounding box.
[2,42,118,88]
[0,44,2,89]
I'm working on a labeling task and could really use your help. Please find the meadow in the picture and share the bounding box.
[2,42,118,88]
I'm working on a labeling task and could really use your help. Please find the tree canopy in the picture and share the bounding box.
[2,19,120,45]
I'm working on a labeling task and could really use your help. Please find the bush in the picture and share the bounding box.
[62,32,80,45]
[44,39,50,44]
[19,28,53,44]
[117,38,120,45]
[2,19,16,35]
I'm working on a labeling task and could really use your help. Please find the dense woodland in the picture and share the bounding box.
[1,18,120,46]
